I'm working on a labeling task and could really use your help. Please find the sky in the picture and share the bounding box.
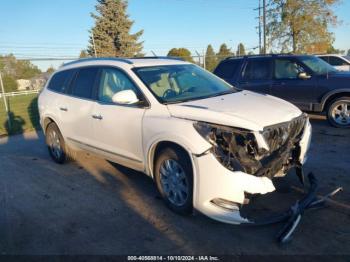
[0,0,349,71]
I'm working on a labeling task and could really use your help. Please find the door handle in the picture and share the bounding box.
[92,114,103,120]
[59,107,68,112]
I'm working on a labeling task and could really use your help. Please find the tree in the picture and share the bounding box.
[0,55,41,79]
[267,0,340,54]
[217,44,233,61]
[326,45,344,54]
[347,49,350,56]
[167,48,194,63]
[46,66,55,74]
[15,60,41,79]
[205,45,217,71]
[88,0,144,57]
[236,43,246,56]
[79,50,90,58]
[1,74,17,92]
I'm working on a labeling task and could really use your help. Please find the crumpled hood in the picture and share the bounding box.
[167,91,302,131]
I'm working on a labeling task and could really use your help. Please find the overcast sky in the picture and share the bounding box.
[0,0,349,71]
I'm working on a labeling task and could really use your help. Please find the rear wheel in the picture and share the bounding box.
[327,97,350,128]
[154,147,193,215]
[46,122,67,164]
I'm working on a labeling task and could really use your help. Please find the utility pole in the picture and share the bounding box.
[263,0,267,54]
[258,0,262,54]
[0,72,11,131]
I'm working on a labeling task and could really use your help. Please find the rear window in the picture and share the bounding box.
[47,70,74,93]
[214,59,242,79]
[69,67,99,99]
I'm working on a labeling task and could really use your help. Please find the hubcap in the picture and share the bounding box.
[332,102,350,126]
[48,130,62,159]
[159,159,189,206]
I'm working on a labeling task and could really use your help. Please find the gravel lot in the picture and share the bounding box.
[0,116,349,255]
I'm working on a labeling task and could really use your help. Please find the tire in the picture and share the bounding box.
[154,146,193,215]
[45,122,67,164]
[327,96,350,128]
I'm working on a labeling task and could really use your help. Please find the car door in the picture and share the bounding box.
[90,67,147,171]
[271,58,317,111]
[61,67,99,148]
[238,58,272,94]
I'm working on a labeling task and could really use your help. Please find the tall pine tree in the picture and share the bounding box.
[236,43,246,56]
[88,0,144,57]
[205,45,217,72]
[217,44,233,61]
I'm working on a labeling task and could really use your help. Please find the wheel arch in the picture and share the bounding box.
[321,89,350,112]
[147,140,195,179]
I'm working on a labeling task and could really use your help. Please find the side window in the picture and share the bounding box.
[329,56,348,66]
[98,68,140,103]
[70,67,99,99]
[319,56,330,64]
[242,59,271,80]
[274,59,305,79]
[47,70,74,93]
[214,60,241,79]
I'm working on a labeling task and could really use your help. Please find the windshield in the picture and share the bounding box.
[300,56,338,75]
[133,64,236,104]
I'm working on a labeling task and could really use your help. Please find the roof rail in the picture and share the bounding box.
[62,57,134,67]
[223,53,297,60]
[129,56,185,61]
[62,56,185,68]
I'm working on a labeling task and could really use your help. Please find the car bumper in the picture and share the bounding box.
[192,120,312,224]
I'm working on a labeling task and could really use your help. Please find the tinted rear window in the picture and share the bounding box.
[70,67,99,99]
[242,59,271,80]
[214,59,241,79]
[47,70,74,93]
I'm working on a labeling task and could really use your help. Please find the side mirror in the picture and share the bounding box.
[112,90,140,105]
[298,72,311,80]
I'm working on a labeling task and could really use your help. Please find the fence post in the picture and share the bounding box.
[0,72,11,132]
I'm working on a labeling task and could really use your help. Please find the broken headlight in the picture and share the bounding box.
[193,122,262,173]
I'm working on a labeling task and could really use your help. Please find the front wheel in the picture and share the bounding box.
[154,147,193,215]
[327,97,350,128]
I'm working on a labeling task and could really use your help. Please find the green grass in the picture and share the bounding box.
[0,94,40,136]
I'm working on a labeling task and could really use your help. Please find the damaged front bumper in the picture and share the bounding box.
[192,114,312,225]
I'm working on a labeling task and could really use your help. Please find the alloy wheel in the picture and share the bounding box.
[159,159,189,207]
[331,102,350,126]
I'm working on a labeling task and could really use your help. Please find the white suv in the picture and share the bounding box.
[38,57,312,224]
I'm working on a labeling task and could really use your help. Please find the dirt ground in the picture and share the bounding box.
[0,115,349,256]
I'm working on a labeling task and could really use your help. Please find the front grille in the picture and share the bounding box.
[262,114,307,153]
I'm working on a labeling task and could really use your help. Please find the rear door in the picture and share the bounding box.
[238,58,272,94]
[62,67,99,147]
[271,58,317,111]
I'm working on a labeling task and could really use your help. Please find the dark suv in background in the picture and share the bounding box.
[214,54,350,128]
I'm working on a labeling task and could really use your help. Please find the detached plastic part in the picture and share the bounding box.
[245,173,342,244]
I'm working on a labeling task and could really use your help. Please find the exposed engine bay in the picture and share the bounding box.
[194,113,308,179]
